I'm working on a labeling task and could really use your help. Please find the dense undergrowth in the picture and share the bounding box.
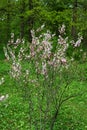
[0,59,87,130]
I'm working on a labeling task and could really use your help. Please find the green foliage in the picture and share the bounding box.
[0,0,87,49]
[0,60,87,130]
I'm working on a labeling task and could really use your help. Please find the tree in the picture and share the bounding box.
[0,0,16,44]
[27,0,33,42]
[20,0,26,40]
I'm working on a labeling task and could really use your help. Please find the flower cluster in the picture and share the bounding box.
[18,47,25,61]
[59,24,65,34]
[72,33,83,47]
[30,25,69,76]
[4,24,83,79]
[29,29,54,76]
[10,61,21,79]
[52,30,68,67]
[3,45,15,61]
[8,33,24,46]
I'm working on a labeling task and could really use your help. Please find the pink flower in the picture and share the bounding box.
[59,24,65,34]
[61,58,67,64]
[58,35,67,45]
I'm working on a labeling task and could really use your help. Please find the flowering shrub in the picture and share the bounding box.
[4,25,83,130]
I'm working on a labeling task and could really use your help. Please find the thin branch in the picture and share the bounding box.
[60,90,87,106]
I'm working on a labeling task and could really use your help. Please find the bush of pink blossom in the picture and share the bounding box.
[4,25,84,130]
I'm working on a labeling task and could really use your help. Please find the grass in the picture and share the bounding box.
[0,60,29,129]
[0,59,87,130]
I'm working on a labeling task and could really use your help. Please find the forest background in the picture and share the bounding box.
[0,0,87,48]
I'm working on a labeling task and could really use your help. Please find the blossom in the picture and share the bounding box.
[42,62,47,76]
[61,58,67,64]
[36,24,45,32]
[15,38,21,45]
[11,33,14,39]
[0,94,9,102]
[72,34,83,47]
[10,62,21,79]
[58,35,68,45]
[59,24,65,34]
[7,46,15,61]
[3,47,10,60]
[74,37,82,47]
